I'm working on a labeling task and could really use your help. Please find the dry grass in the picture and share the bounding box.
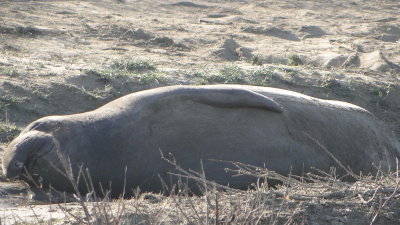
[11,149,400,225]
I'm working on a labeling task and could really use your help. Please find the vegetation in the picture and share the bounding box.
[0,95,25,107]
[85,59,162,85]
[319,74,341,89]
[183,70,208,79]
[0,67,20,77]
[287,54,302,66]
[10,150,400,224]
[183,65,288,86]
[251,54,264,66]
[0,122,20,143]
[110,59,156,73]
[215,64,246,84]
[371,84,395,98]
[370,84,396,109]
[249,66,277,85]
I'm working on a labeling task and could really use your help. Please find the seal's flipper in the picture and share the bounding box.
[187,88,283,113]
[22,116,65,134]
[140,86,283,113]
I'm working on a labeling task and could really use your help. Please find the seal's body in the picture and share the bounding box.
[3,85,399,197]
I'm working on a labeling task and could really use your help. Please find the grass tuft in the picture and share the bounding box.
[319,74,341,89]
[249,66,277,85]
[85,59,163,85]
[110,59,156,73]
[0,122,20,143]
[0,67,21,77]
[287,54,302,66]
[214,64,246,84]
[370,84,395,109]
[251,54,264,66]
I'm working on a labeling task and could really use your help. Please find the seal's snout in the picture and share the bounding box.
[3,159,25,180]
[2,139,25,180]
[2,131,55,180]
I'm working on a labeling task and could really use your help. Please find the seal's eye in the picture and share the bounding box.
[14,161,24,170]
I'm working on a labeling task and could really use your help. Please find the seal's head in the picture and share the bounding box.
[2,131,55,180]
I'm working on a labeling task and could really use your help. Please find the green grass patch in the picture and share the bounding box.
[0,122,20,143]
[319,74,341,89]
[0,95,26,107]
[370,84,395,109]
[249,66,277,85]
[182,68,213,85]
[183,65,291,86]
[110,59,156,72]
[183,69,209,79]
[317,73,355,98]
[277,66,297,73]
[136,72,165,84]
[370,84,395,98]
[0,67,20,77]
[251,54,263,66]
[213,65,246,84]
[37,62,45,69]
[85,59,162,84]
[287,54,302,66]
[84,68,116,80]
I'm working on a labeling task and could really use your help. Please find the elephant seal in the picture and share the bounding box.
[2,85,400,197]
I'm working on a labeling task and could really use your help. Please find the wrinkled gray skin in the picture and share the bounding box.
[3,85,400,197]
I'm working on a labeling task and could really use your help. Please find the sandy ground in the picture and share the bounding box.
[0,0,399,224]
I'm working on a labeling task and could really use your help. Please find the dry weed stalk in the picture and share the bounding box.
[46,149,127,225]
[13,140,399,224]
[161,151,300,225]
[369,158,400,225]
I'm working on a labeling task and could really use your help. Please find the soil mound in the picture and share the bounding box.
[125,28,154,40]
[316,51,399,72]
[297,25,326,39]
[242,26,300,41]
[165,1,213,8]
[212,38,252,61]
[360,51,400,72]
